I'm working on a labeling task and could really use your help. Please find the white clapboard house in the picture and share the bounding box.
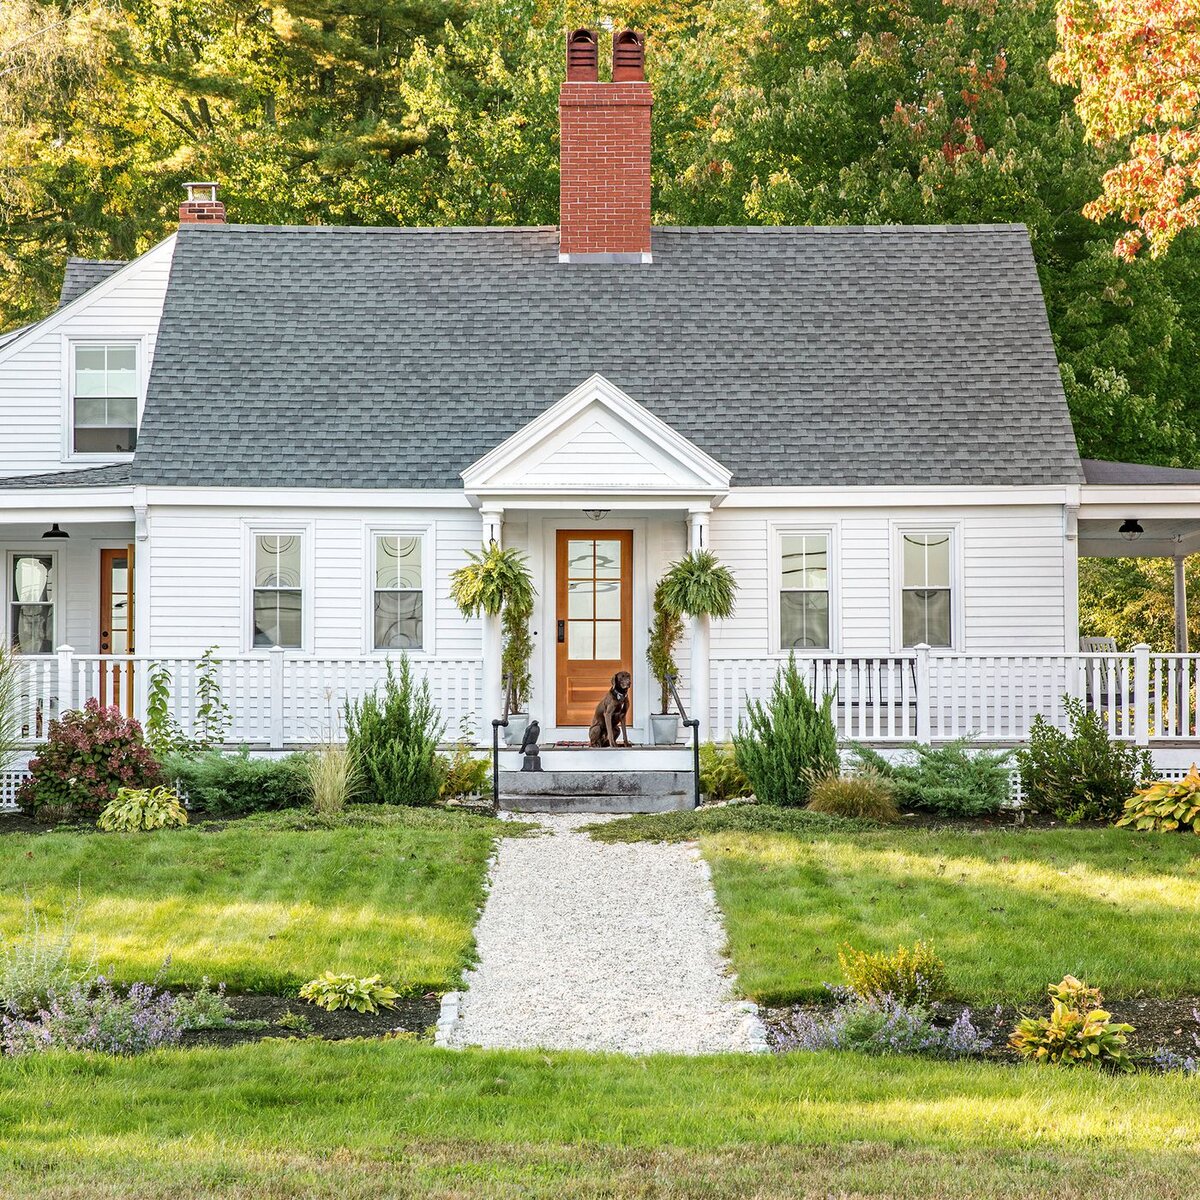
[3,29,1200,804]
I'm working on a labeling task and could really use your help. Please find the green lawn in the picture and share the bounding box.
[688,819,1200,1005]
[0,808,511,994]
[1,1040,1197,1198]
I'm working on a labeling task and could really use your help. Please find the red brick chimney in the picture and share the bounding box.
[559,30,652,263]
[179,181,226,225]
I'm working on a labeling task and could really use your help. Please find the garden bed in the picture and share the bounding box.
[181,991,441,1047]
[763,994,1200,1064]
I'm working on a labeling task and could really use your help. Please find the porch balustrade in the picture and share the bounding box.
[9,643,1200,757]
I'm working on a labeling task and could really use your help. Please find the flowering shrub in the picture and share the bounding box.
[97,786,188,832]
[18,700,161,819]
[1008,975,1134,1071]
[838,940,948,1006]
[1,976,232,1056]
[776,991,992,1059]
[299,972,399,1013]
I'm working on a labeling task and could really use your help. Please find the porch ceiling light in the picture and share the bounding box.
[41,523,69,540]
[1119,518,1144,542]
[584,509,610,521]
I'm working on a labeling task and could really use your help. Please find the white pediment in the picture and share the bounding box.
[462,375,731,498]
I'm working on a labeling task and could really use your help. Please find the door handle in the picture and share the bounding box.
[557,620,565,643]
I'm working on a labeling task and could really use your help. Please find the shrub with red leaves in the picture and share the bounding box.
[18,700,162,818]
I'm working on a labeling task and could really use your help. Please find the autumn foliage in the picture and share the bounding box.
[1051,0,1200,258]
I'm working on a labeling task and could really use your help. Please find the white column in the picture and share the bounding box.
[1174,553,1188,654]
[133,497,151,724]
[1064,504,1080,653]
[1133,642,1151,746]
[479,506,505,741]
[687,507,711,738]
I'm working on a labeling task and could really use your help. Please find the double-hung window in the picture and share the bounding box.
[780,532,830,650]
[72,343,137,453]
[373,534,424,650]
[9,553,56,654]
[252,533,303,648]
[901,531,953,647]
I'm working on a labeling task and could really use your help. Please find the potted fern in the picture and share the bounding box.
[646,578,685,745]
[449,543,536,744]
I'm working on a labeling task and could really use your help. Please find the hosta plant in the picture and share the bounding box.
[97,786,188,832]
[1008,975,1134,1071]
[298,972,399,1014]
[838,940,948,1007]
[1117,764,1200,833]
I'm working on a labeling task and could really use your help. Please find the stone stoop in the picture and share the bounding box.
[499,769,695,814]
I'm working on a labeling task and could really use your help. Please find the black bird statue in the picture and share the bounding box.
[520,719,542,772]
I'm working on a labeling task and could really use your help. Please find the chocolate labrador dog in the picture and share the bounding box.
[589,670,632,748]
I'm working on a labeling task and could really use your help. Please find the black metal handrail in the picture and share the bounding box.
[665,671,701,810]
[490,672,513,812]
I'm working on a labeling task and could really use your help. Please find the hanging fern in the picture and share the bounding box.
[449,543,537,710]
[658,549,738,620]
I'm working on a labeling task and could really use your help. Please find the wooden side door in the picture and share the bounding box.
[99,546,134,713]
[555,530,633,727]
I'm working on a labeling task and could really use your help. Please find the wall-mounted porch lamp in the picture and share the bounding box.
[1118,519,1144,542]
[41,523,69,540]
[583,509,610,521]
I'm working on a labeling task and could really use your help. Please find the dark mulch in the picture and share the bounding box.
[182,991,441,1048]
[765,995,1200,1065]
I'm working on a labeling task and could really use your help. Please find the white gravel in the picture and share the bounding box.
[445,812,766,1054]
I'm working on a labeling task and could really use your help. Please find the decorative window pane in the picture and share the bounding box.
[780,532,830,650]
[9,554,55,654]
[252,533,303,648]
[901,533,952,647]
[73,344,138,453]
[373,535,423,650]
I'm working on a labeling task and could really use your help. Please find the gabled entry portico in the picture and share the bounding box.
[461,375,731,741]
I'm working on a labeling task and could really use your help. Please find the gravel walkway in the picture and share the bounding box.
[443,813,765,1054]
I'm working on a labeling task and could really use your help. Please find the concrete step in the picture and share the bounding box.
[498,769,696,814]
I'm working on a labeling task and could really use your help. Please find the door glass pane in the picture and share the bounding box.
[594,579,620,619]
[108,555,129,653]
[593,540,621,578]
[567,541,593,578]
[12,556,53,603]
[781,592,830,649]
[567,581,592,619]
[568,620,592,660]
[595,621,621,660]
[374,591,422,650]
[902,589,951,647]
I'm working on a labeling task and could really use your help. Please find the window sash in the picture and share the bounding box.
[73,344,138,453]
[251,533,303,648]
[9,554,56,654]
[373,535,424,650]
[900,531,953,648]
[780,532,831,650]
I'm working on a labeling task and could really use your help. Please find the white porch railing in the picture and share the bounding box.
[12,649,482,750]
[9,642,1200,755]
[712,644,1182,745]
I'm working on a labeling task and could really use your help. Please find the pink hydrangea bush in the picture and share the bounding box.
[18,700,162,818]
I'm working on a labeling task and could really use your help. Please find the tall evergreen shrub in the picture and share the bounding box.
[344,657,444,806]
[734,654,839,806]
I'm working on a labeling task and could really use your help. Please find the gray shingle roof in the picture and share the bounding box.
[135,223,1083,488]
[58,258,126,308]
[1082,458,1200,485]
[0,464,133,489]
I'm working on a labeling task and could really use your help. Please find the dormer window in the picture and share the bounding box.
[72,343,137,453]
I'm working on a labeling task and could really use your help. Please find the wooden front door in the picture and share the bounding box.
[99,546,134,713]
[555,530,633,727]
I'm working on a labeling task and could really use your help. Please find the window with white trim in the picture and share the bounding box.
[901,531,953,647]
[373,534,423,650]
[780,532,830,650]
[72,343,137,453]
[9,553,56,654]
[252,533,303,648]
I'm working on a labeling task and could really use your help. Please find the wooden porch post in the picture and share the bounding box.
[480,507,505,743]
[1174,553,1189,654]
